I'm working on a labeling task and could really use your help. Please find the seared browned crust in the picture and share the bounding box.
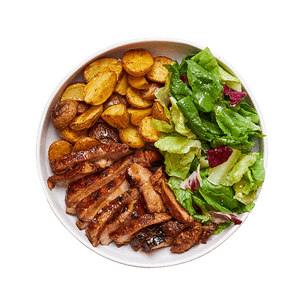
[142,220,187,252]
[171,222,204,254]
[201,223,217,244]
[86,188,140,247]
[127,163,166,213]
[50,143,132,174]
[66,155,133,209]
[133,149,164,169]
[130,225,158,251]
[47,161,100,190]
[160,180,194,224]
[110,213,172,246]
[75,174,126,222]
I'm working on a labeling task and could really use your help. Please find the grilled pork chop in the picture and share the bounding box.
[66,155,133,209]
[200,224,217,244]
[130,225,158,251]
[127,163,166,213]
[50,143,132,174]
[110,213,172,246]
[86,188,140,247]
[171,222,204,253]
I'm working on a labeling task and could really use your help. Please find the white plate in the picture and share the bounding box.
[36,38,267,268]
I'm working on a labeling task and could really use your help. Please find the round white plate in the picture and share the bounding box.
[37,38,267,268]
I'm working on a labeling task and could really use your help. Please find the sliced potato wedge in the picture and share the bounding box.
[114,70,128,95]
[103,93,127,111]
[84,71,117,105]
[72,137,100,151]
[123,49,154,77]
[119,125,145,148]
[127,74,149,90]
[128,107,152,127]
[60,83,86,101]
[152,100,170,124]
[69,104,103,131]
[139,116,161,142]
[48,140,73,162]
[146,56,173,83]
[84,58,123,82]
[126,87,153,109]
[51,99,78,130]
[59,126,87,144]
[140,82,161,100]
[76,101,90,115]
[101,104,129,129]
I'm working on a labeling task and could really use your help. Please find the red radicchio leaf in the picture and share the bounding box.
[180,164,203,191]
[180,73,190,86]
[222,84,247,107]
[206,146,233,168]
[209,211,242,225]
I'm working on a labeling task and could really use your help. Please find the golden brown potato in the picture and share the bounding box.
[140,82,161,100]
[76,101,90,115]
[60,83,86,101]
[88,121,120,144]
[139,116,161,142]
[114,70,128,95]
[101,104,129,129]
[59,126,87,144]
[152,101,170,124]
[123,49,154,77]
[128,107,152,127]
[127,74,149,90]
[119,125,145,148]
[103,93,127,111]
[84,71,117,105]
[69,104,103,131]
[72,137,100,151]
[51,99,78,130]
[48,140,73,162]
[146,56,173,83]
[84,58,123,82]
[126,87,153,109]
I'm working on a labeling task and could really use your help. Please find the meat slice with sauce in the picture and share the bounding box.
[127,163,166,213]
[110,213,172,246]
[129,225,158,251]
[171,222,204,253]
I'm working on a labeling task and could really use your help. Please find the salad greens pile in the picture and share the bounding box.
[152,47,265,234]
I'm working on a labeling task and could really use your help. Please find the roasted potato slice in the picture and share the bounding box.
[114,70,128,95]
[103,93,127,111]
[48,140,73,162]
[101,104,129,129]
[51,99,78,130]
[119,125,145,148]
[72,137,100,151]
[126,87,153,109]
[127,74,149,90]
[76,101,90,115]
[69,104,103,131]
[60,83,86,101]
[84,58,123,82]
[59,127,87,144]
[88,121,120,144]
[128,107,152,127]
[140,82,161,100]
[146,56,173,83]
[123,49,154,77]
[84,71,117,105]
[152,101,170,124]
[139,116,161,142]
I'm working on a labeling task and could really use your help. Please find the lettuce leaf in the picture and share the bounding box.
[218,66,242,92]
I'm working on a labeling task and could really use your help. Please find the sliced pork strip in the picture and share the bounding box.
[171,222,204,254]
[50,143,132,174]
[200,224,217,244]
[142,220,187,252]
[75,175,127,222]
[159,180,193,224]
[110,213,172,246]
[47,161,100,190]
[85,188,140,247]
[66,155,133,209]
[130,225,158,252]
[127,163,166,213]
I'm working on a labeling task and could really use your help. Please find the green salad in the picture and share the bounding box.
[152,47,266,234]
